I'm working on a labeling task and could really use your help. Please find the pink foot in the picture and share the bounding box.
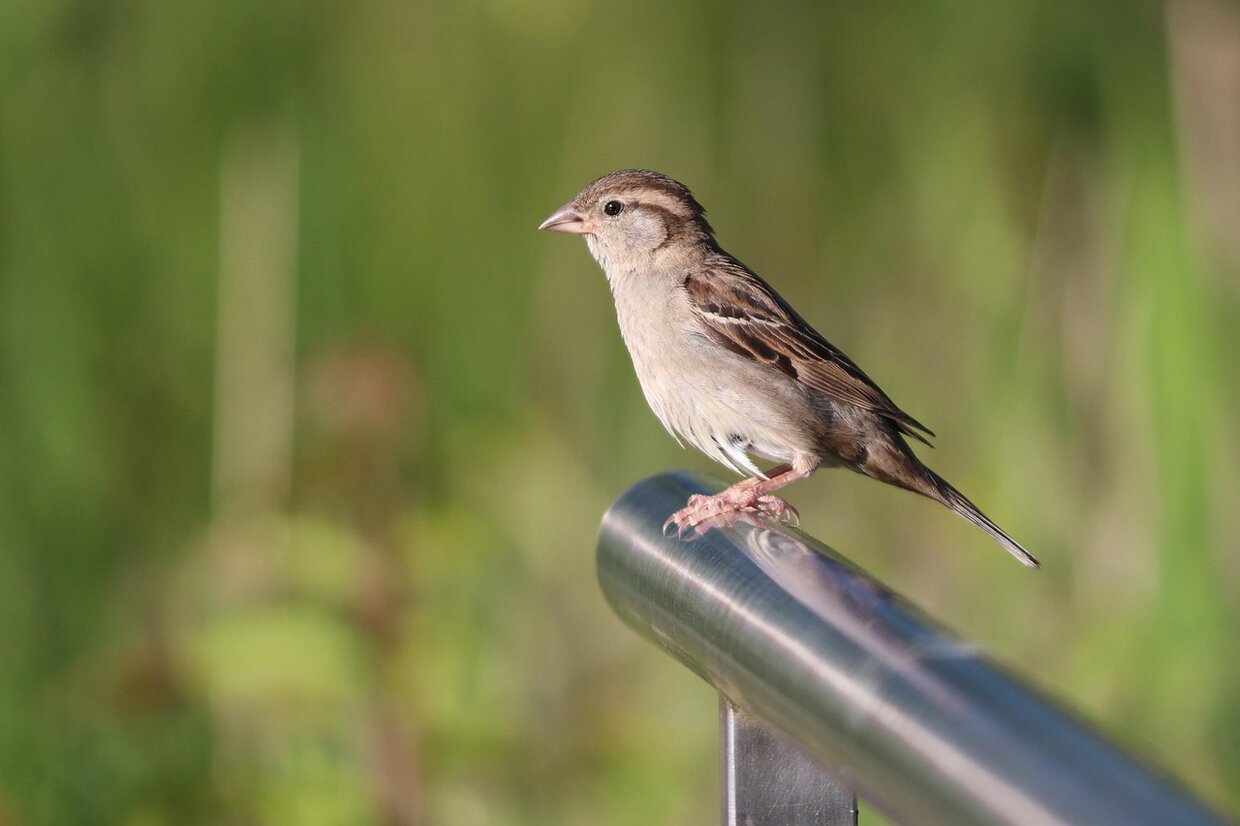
[753,495,799,527]
[662,491,799,538]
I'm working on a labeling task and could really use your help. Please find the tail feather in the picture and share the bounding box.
[855,439,1040,568]
[923,469,1039,568]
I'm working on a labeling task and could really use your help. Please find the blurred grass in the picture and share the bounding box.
[2,0,1239,823]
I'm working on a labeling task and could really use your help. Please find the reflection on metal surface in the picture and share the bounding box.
[597,471,1230,826]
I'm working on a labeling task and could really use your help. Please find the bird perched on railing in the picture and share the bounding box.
[540,169,1038,568]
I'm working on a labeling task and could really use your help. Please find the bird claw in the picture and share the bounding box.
[662,492,799,539]
[753,495,799,527]
[662,513,703,540]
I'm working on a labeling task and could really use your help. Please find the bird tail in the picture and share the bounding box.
[919,467,1040,568]
[856,440,1040,568]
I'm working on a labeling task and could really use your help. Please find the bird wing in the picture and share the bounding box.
[683,259,935,445]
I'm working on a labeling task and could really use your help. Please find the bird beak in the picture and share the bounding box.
[538,202,591,234]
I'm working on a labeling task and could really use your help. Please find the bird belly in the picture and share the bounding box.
[628,330,817,476]
[608,269,822,477]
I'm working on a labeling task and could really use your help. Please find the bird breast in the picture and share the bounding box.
[606,266,817,476]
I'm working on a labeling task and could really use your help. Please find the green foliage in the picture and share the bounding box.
[1,0,1238,822]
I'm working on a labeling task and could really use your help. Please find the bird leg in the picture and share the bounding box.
[664,464,811,536]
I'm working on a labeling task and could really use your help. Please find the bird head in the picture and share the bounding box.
[539,169,714,268]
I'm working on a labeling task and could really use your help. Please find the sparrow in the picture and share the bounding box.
[539,169,1038,568]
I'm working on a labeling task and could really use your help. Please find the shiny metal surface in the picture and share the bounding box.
[722,697,857,825]
[597,471,1230,826]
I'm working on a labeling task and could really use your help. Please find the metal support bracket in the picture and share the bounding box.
[722,697,857,825]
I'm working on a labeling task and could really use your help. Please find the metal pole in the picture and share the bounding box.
[721,696,857,825]
[596,471,1231,826]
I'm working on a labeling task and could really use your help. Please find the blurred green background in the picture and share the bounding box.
[2,0,1239,822]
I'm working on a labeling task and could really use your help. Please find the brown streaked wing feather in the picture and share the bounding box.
[683,260,935,445]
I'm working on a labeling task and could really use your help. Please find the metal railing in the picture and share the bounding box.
[596,471,1231,826]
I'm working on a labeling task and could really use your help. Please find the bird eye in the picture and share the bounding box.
[604,200,624,216]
